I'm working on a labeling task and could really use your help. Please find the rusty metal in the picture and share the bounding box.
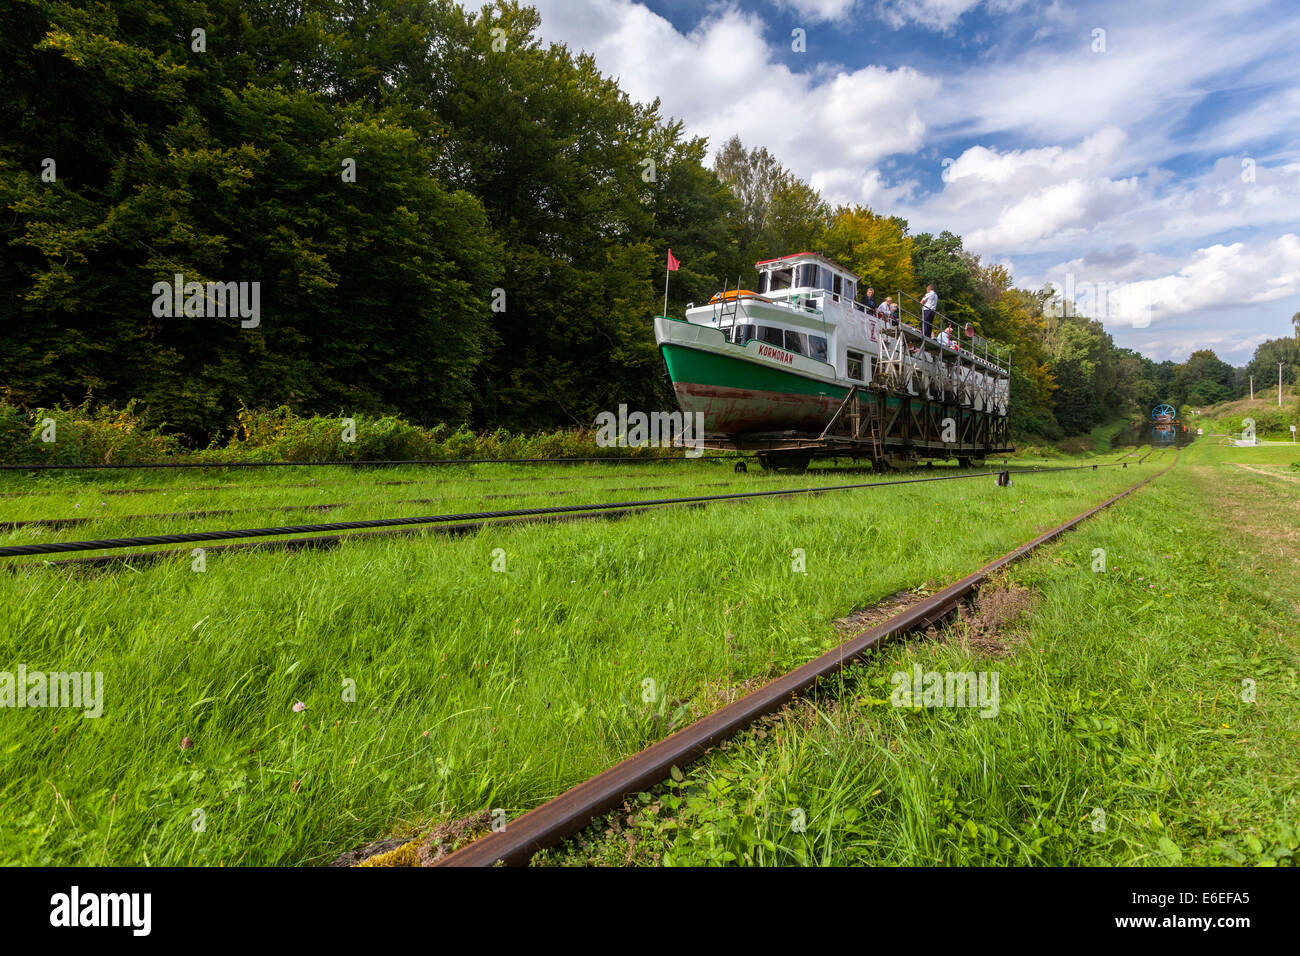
[436,452,1178,867]
[6,463,1120,568]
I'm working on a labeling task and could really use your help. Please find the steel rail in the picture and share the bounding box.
[0,463,1129,560]
[435,452,1179,867]
[0,455,736,472]
[0,484,685,532]
[0,466,736,500]
[14,509,664,570]
[0,479,419,500]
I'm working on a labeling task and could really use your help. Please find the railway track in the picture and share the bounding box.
[4,460,1145,571]
[431,451,1179,867]
[0,464,738,500]
[0,454,733,472]
[0,483,703,532]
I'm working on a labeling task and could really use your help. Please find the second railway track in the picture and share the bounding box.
[3,461,1140,569]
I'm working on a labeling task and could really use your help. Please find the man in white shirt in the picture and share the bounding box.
[937,325,952,347]
[876,297,896,324]
[921,285,938,337]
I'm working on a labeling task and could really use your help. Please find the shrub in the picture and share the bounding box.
[0,401,181,465]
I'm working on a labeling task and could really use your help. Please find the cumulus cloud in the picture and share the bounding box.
[966,176,1142,250]
[1040,234,1300,329]
[908,134,1300,259]
[462,0,1300,359]
[471,0,940,204]
[914,128,1142,252]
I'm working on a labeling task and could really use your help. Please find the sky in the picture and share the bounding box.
[466,0,1300,364]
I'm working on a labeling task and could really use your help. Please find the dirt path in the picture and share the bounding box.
[1196,461,1300,617]
[1234,462,1300,483]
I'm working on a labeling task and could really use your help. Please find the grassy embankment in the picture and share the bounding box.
[0,453,1142,865]
[536,441,1300,866]
[1194,386,1299,441]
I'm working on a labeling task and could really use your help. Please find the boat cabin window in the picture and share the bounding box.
[795,263,819,289]
[755,272,768,294]
[832,274,842,296]
[767,268,793,292]
[743,324,818,357]
[847,350,865,381]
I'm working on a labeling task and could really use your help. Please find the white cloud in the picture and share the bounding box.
[462,0,1300,361]
[1040,234,1300,329]
[966,175,1141,249]
[875,0,998,31]
[474,0,940,203]
[907,133,1300,259]
[926,2,1300,146]
[775,0,861,22]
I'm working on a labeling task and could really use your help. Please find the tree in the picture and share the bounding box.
[909,231,987,332]
[819,206,915,302]
[1243,337,1300,394]
[1173,350,1235,407]
[712,135,829,264]
[0,0,507,438]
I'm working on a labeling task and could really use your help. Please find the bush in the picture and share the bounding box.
[0,402,685,465]
[0,400,181,465]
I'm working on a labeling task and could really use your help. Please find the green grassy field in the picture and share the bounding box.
[536,441,1300,866]
[0,451,1160,865]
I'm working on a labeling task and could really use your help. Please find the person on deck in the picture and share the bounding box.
[863,287,877,311]
[937,325,953,347]
[921,285,938,337]
[876,297,896,324]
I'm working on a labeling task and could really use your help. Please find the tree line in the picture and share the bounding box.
[2,0,1294,444]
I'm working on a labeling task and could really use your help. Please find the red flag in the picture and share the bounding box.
[667,249,680,272]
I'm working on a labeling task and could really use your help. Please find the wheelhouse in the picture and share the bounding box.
[753,252,859,303]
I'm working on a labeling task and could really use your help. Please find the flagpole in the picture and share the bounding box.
[663,260,670,317]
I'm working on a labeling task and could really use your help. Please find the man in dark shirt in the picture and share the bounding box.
[862,286,876,311]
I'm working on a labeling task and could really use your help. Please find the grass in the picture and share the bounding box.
[535,440,1300,866]
[0,453,1148,865]
[1193,386,1299,440]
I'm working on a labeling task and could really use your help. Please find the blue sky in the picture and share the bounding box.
[469,0,1300,364]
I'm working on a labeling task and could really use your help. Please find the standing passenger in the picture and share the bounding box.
[863,287,877,311]
[921,285,938,337]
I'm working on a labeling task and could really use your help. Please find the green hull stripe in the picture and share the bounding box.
[662,343,999,423]
[661,344,845,399]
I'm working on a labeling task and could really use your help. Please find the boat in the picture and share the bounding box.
[654,252,1012,469]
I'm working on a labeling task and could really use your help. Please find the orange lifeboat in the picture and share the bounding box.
[708,289,769,303]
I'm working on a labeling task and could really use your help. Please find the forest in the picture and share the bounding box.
[2,0,1297,444]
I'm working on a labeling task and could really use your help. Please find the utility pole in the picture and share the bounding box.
[1281,362,1285,407]
[1250,376,1254,401]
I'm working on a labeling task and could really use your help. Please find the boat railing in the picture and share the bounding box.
[895,289,1009,376]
